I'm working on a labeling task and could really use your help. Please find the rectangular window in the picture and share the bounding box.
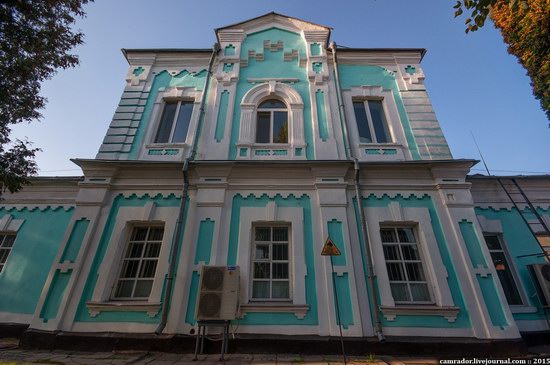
[113,226,164,300]
[251,226,290,300]
[0,233,16,273]
[154,100,194,143]
[483,234,523,305]
[380,227,431,304]
[353,100,391,143]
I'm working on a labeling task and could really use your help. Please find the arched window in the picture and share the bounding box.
[256,99,288,144]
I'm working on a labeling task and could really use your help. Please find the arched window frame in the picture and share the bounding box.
[237,81,306,159]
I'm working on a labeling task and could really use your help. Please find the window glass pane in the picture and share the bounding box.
[144,243,161,258]
[484,235,502,250]
[272,112,288,143]
[126,242,144,258]
[255,245,269,259]
[256,112,271,143]
[383,245,400,260]
[490,252,523,305]
[380,229,396,243]
[353,102,372,143]
[121,260,139,278]
[272,228,288,242]
[155,103,177,143]
[139,260,158,278]
[2,235,15,248]
[115,280,134,298]
[148,228,164,241]
[254,262,270,279]
[258,99,286,109]
[405,263,425,281]
[272,244,288,261]
[132,228,149,241]
[272,282,289,298]
[134,280,153,298]
[0,249,8,264]
[397,228,415,243]
[386,262,405,281]
[172,102,193,143]
[401,245,420,261]
[252,281,270,298]
[368,100,391,143]
[410,283,431,302]
[390,283,409,302]
[255,227,270,241]
[272,263,289,279]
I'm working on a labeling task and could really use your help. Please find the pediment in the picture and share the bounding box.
[216,12,331,43]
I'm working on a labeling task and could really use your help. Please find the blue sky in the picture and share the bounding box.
[11,0,549,175]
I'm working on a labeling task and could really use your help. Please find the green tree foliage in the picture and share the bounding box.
[0,0,90,194]
[454,0,549,121]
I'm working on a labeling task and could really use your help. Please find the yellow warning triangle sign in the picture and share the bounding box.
[321,237,341,256]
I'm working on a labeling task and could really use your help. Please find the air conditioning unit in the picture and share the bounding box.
[196,266,240,321]
[529,263,550,307]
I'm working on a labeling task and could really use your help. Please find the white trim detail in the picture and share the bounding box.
[0,215,24,232]
[239,303,309,319]
[380,305,460,323]
[86,301,161,318]
[237,82,306,159]
[88,204,179,316]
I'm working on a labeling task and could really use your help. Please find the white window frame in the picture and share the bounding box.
[140,86,202,160]
[353,98,392,144]
[0,233,16,273]
[343,85,411,160]
[250,224,292,302]
[255,100,289,145]
[237,81,306,159]
[154,99,195,144]
[380,226,433,305]
[112,225,165,300]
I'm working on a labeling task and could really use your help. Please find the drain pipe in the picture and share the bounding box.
[330,42,385,342]
[155,43,219,335]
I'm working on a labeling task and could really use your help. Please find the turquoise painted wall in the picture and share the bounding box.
[354,194,471,328]
[316,90,329,142]
[458,220,508,327]
[215,90,230,142]
[228,28,314,160]
[475,207,548,322]
[338,65,421,160]
[74,193,185,323]
[127,70,209,159]
[0,207,74,315]
[333,272,354,329]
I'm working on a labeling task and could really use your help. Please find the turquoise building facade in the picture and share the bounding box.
[0,13,548,346]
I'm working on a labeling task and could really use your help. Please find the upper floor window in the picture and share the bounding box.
[256,99,288,144]
[113,226,164,300]
[154,100,194,143]
[353,99,391,143]
[0,233,16,273]
[483,234,523,305]
[251,225,290,300]
[381,227,431,304]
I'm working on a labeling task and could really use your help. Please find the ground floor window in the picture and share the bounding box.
[251,225,290,300]
[112,226,164,299]
[380,227,431,304]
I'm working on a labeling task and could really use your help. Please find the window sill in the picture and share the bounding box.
[379,305,460,323]
[239,303,309,319]
[143,143,186,159]
[358,143,405,160]
[86,301,161,318]
[510,305,538,314]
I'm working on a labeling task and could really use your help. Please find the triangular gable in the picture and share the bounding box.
[215,12,331,46]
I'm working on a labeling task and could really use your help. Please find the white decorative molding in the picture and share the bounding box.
[236,82,306,160]
[0,215,24,232]
[86,301,161,318]
[380,305,460,323]
[239,304,309,319]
